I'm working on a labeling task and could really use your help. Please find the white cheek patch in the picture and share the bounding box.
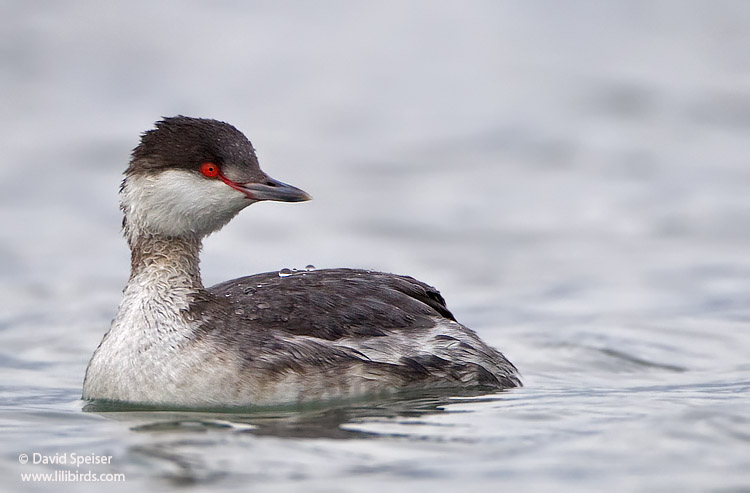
[122,169,252,237]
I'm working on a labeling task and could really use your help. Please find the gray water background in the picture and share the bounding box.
[1,1,749,491]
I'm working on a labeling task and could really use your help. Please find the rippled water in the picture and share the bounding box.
[2,2,750,491]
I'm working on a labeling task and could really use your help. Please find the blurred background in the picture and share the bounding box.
[1,1,749,491]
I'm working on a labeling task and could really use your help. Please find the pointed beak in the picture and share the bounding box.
[238,176,312,203]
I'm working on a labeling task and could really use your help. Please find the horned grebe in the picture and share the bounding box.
[82,116,520,407]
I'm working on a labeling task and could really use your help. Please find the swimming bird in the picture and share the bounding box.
[82,116,520,407]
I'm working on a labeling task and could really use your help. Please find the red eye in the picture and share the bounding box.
[200,162,219,178]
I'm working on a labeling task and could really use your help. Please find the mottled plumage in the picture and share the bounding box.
[83,116,520,408]
[202,268,520,392]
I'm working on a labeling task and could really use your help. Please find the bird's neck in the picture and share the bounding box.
[128,233,204,291]
[108,233,204,351]
[83,233,207,400]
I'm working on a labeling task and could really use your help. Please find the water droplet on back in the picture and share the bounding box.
[305,264,316,271]
[278,268,293,277]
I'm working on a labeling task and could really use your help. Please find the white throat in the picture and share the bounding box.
[121,169,251,240]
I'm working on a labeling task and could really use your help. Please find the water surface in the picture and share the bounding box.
[1,2,749,491]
